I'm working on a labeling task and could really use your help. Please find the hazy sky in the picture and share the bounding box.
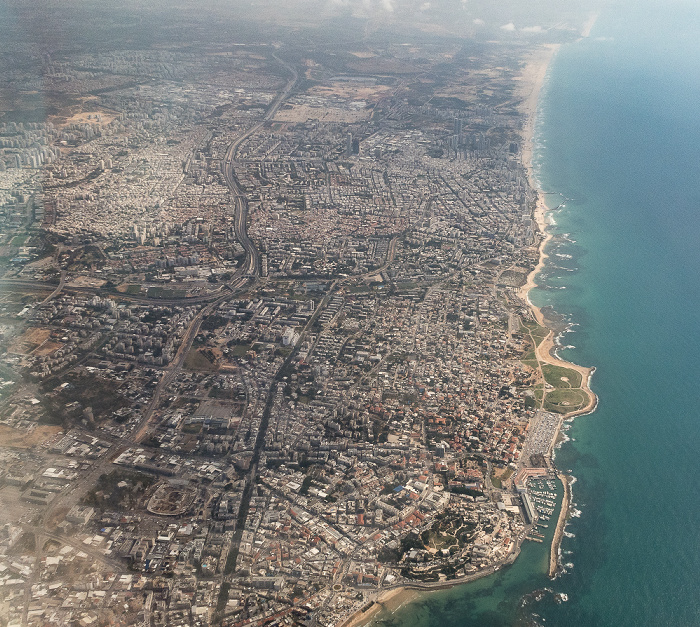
[0,0,604,45]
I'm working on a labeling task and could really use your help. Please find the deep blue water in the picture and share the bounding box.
[373,3,700,625]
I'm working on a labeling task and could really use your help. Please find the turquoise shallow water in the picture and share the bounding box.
[373,3,700,625]
[370,482,562,627]
[527,5,700,624]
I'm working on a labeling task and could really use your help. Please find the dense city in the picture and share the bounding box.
[0,3,593,626]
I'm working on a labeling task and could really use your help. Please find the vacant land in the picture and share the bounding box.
[8,328,52,355]
[0,424,62,448]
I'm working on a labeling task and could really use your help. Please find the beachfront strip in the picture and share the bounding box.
[0,27,592,627]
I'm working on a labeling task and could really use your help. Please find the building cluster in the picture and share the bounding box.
[16,294,201,379]
[0,33,560,627]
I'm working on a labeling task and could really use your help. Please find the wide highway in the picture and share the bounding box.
[221,54,298,279]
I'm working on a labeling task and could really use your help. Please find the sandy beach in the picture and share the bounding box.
[518,43,560,178]
[340,588,421,627]
[580,11,600,38]
[518,38,597,416]
[518,36,599,579]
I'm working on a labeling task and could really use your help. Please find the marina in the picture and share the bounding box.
[526,478,561,521]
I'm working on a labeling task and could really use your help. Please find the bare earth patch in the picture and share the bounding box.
[0,424,63,449]
[8,328,52,355]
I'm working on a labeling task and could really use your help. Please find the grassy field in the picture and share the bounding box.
[542,364,582,388]
[522,320,550,343]
[520,315,591,414]
[184,349,218,371]
[147,287,187,299]
[543,388,589,413]
[10,235,29,246]
[228,343,251,358]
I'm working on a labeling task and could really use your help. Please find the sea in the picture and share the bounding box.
[371,2,700,625]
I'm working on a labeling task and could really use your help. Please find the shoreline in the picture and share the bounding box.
[580,11,600,39]
[338,544,524,627]
[519,35,598,577]
[340,588,418,627]
[549,472,571,577]
[339,35,593,627]
[519,44,560,177]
